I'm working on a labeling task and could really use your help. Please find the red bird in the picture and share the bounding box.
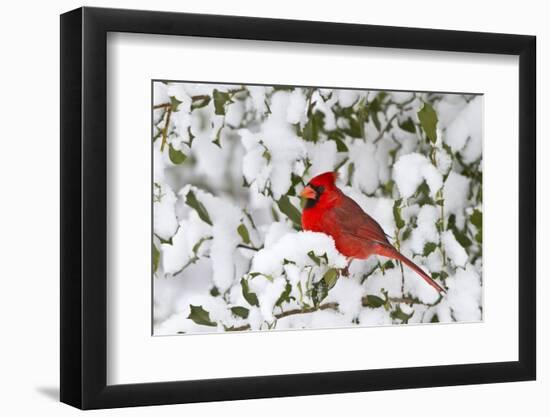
[300,172,446,294]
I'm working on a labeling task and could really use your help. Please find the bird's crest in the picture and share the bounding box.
[308,171,338,187]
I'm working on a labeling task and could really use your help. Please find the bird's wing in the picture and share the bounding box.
[327,195,391,246]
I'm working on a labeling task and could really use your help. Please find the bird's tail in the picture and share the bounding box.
[376,244,447,294]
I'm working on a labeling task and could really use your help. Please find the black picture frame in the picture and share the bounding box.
[60,6,536,410]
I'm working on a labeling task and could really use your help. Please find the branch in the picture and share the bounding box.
[226,295,438,332]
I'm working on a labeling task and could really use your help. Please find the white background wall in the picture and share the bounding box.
[0,0,545,415]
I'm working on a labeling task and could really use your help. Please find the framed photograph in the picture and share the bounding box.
[60,6,536,409]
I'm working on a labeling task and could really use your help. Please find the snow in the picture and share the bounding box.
[263,221,294,248]
[446,264,482,321]
[408,204,440,254]
[179,186,243,292]
[348,142,380,194]
[442,230,468,267]
[251,231,347,278]
[325,278,363,319]
[153,182,179,240]
[393,153,443,199]
[444,96,483,163]
[161,212,211,274]
[286,89,307,125]
[337,89,359,107]
[443,171,471,215]
[307,140,337,176]
[240,92,307,199]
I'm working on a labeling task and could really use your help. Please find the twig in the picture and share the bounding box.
[373,113,398,143]
[237,244,262,251]
[160,107,172,152]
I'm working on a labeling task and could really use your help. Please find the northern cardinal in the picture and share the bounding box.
[300,171,446,294]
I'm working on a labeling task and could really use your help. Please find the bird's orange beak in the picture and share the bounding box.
[300,185,317,200]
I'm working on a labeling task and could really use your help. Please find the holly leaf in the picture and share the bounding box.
[423,242,437,257]
[275,281,293,307]
[399,117,416,133]
[322,268,339,289]
[237,224,251,244]
[169,95,183,112]
[168,143,187,164]
[470,209,482,229]
[191,95,211,110]
[365,295,385,308]
[187,305,216,327]
[391,305,414,323]
[230,306,250,319]
[152,244,160,273]
[213,89,231,115]
[277,195,302,227]
[241,279,259,307]
[393,199,405,229]
[307,251,321,266]
[417,102,438,143]
[186,190,212,226]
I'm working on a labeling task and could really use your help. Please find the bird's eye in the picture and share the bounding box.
[317,186,325,194]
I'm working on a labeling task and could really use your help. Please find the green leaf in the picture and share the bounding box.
[237,224,251,244]
[452,227,472,249]
[391,304,414,323]
[417,102,438,143]
[383,260,395,270]
[191,95,211,110]
[307,250,321,266]
[213,89,231,115]
[152,244,160,273]
[212,126,223,148]
[423,242,437,257]
[311,279,329,307]
[302,111,325,142]
[365,295,385,308]
[399,117,416,133]
[475,230,482,244]
[277,195,302,227]
[470,209,482,229]
[230,306,250,319]
[169,95,183,112]
[241,279,259,307]
[393,199,405,229]
[276,281,293,307]
[168,143,187,164]
[322,268,339,289]
[187,126,196,147]
[185,190,213,226]
[187,305,216,327]
[333,136,348,152]
[192,236,212,257]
